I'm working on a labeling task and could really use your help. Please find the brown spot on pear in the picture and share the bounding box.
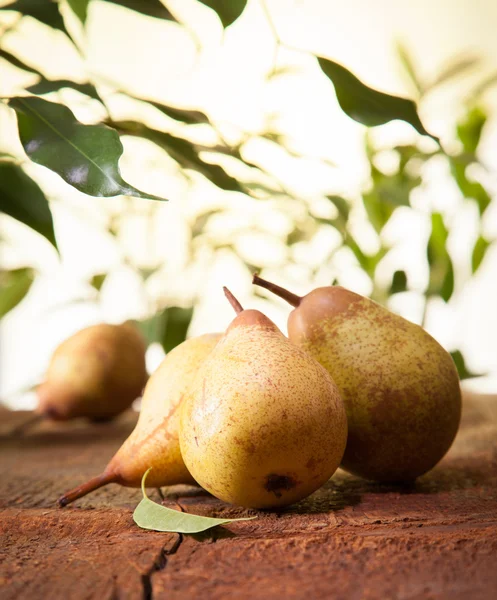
[57,333,221,507]
[253,275,462,482]
[264,474,298,498]
[179,288,347,509]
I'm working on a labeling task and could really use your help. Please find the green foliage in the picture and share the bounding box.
[1,0,495,382]
[432,55,481,89]
[67,0,178,25]
[317,56,437,140]
[90,273,107,291]
[133,469,255,533]
[144,100,209,126]
[0,48,41,75]
[389,270,408,295]
[66,0,89,24]
[450,350,484,381]
[136,307,194,353]
[198,0,247,28]
[9,97,165,200]
[0,162,57,248]
[450,156,491,217]
[0,267,35,318]
[395,42,423,97]
[111,120,243,192]
[26,79,103,103]
[3,0,66,32]
[426,213,454,302]
[457,106,487,155]
[472,236,490,273]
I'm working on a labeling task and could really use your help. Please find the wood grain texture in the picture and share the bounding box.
[1,391,497,599]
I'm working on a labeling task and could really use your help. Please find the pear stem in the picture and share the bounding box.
[223,287,244,314]
[57,471,118,507]
[252,274,302,307]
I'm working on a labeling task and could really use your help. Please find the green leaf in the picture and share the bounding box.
[8,97,166,200]
[349,240,388,279]
[450,350,484,381]
[0,268,35,318]
[317,56,437,141]
[471,236,490,273]
[326,195,350,224]
[67,0,179,25]
[133,469,256,533]
[0,48,42,75]
[135,312,163,346]
[389,270,408,294]
[191,209,220,237]
[362,151,421,234]
[26,79,103,103]
[66,0,89,23]
[362,190,394,234]
[470,72,497,100]
[396,42,423,97]
[113,120,243,192]
[426,213,454,302]
[160,306,194,353]
[431,55,480,89]
[106,0,178,21]
[456,106,487,155]
[90,273,107,291]
[450,157,491,216]
[4,0,66,31]
[0,162,57,248]
[146,100,209,126]
[136,306,194,352]
[266,65,303,81]
[198,0,247,28]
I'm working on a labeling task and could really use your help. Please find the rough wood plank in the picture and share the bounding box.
[0,509,179,600]
[1,392,497,599]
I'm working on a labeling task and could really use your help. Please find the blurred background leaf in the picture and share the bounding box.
[450,350,484,381]
[136,307,194,353]
[144,100,210,126]
[317,56,437,140]
[0,48,42,75]
[456,106,486,155]
[3,0,66,31]
[111,120,244,193]
[89,273,107,291]
[0,267,35,318]
[25,79,103,103]
[67,0,179,25]
[472,236,490,274]
[389,270,408,295]
[198,0,247,28]
[0,162,58,249]
[427,213,454,302]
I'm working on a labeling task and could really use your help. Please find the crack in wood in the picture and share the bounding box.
[141,535,182,600]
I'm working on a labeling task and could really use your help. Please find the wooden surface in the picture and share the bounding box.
[1,391,497,599]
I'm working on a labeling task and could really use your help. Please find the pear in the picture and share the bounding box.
[253,274,462,482]
[58,333,221,507]
[37,322,147,422]
[179,288,347,509]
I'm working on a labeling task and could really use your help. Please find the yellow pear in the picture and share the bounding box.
[37,322,147,422]
[58,333,221,506]
[179,288,347,509]
[253,274,462,482]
